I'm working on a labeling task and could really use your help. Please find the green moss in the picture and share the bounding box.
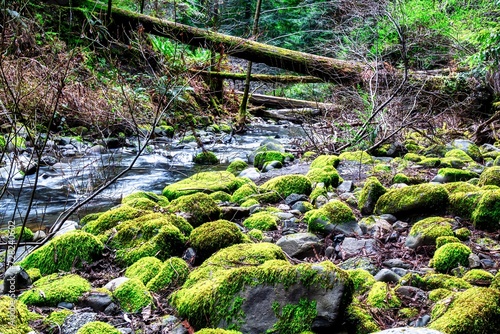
[304,200,356,233]
[231,183,258,204]
[478,166,500,187]
[309,184,327,203]
[44,309,73,327]
[392,173,410,184]
[408,216,454,246]
[443,182,480,194]
[76,321,121,334]
[454,227,471,240]
[254,150,292,169]
[19,273,91,306]
[210,191,232,202]
[428,288,453,302]
[226,159,248,176]
[25,268,41,282]
[241,198,259,207]
[125,257,163,285]
[436,236,462,249]
[19,230,103,275]
[79,212,102,226]
[366,281,401,309]
[170,259,351,330]
[113,278,152,313]
[339,151,373,164]
[358,177,386,215]
[398,307,418,319]
[162,171,241,200]
[309,155,340,169]
[399,273,472,291]
[448,191,483,220]
[437,168,479,182]
[147,257,190,293]
[347,269,376,295]
[82,205,143,235]
[167,192,221,227]
[374,183,449,216]
[243,212,279,231]
[445,148,474,162]
[418,157,441,167]
[247,229,264,241]
[189,220,245,261]
[270,298,317,334]
[345,302,380,334]
[440,157,466,168]
[471,189,500,230]
[195,329,242,334]
[306,166,340,188]
[194,151,219,165]
[429,287,500,334]
[122,191,169,207]
[0,296,36,334]
[259,175,312,203]
[403,153,423,162]
[491,271,500,289]
[430,242,472,273]
[462,269,494,286]
[9,227,34,242]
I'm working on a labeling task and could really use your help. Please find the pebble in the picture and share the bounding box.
[341,237,378,259]
[104,277,129,292]
[337,180,354,193]
[374,268,402,283]
[373,327,443,334]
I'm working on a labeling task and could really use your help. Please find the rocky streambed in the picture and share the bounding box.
[3,130,500,334]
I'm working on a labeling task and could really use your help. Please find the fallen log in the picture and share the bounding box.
[249,108,321,123]
[190,70,323,83]
[234,91,339,111]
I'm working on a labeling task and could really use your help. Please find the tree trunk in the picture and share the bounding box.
[235,91,339,111]
[191,70,323,83]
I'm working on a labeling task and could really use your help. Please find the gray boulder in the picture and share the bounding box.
[276,232,322,259]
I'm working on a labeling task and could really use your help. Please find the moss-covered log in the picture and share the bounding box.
[234,91,339,111]
[191,70,323,83]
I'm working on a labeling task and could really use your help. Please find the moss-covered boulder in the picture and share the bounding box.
[430,242,471,273]
[304,200,357,235]
[366,281,401,309]
[338,151,374,164]
[122,191,169,207]
[76,321,121,334]
[210,191,232,203]
[82,205,144,235]
[194,151,219,165]
[125,257,163,285]
[399,272,472,291]
[345,302,380,334]
[146,257,190,293]
[374,183,449,217]
[19,274,91,306]
[436,236,462,249]
[253,150,292,170]
[448,191,483,220]
[347,269,376,295]
[259,175,312,203]
[444,148,475,162]
[0,296,38,334]
[358,177,386,215]
[189,220,245,261]
[306,166,341,188]
[478,166,500,187]
[436,168,479,183]
[170,257,353,333]
[429,287,500,334]
[19,230,103,275]
[405,216,455,249]
[167,193,221,227]
[231,183,258,204]
[449,139,482,161]
[462,269,494,286]
[163,171,241,200]
[470,189,500,230]
[309,155,340,169]
[226,159,248,176]
[243,211,279,231]
[443,182,480,194]
[113,278,152,313]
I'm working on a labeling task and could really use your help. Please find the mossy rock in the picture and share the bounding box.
[82,205,144,235]
[437,168,479,182]
[247,229,264,241]
[436,236,462,249]
[19,274,91,306]
[195,330,243,334]
[440,156,467,168]
[430,242,471,273]
[358,177,386,215]
[26,268,41,283]
[399,273,471,291]
[309,184,327,203]
[162,171,241,200]
[0,296,38,334]
[231,183,258,204]
[125,257,163,285]
[19,230,103,275]
[189,220,245,261]
[491,271,500,289]
[338,150,373,164]
[403,153,423,162]
[170,259,352,332]
[345,302,380,334]
[76,321,121,334]
[462,269,494,286]
[443,181,480,194]
[253,150,293,169]
[347,268,376,295]
[444,148,475,162]
[454,227,471,240]
[448,191,484,220]
[209,191,232,203]
[122,191,169,207]
[44,309,72,331]
[243,211,279,231]
[146,257,190,293]
[226,159,248,176]
[259,175,312,203]
[418,157,441,167]
[478,166,500,187]
[428,287,500,334]
[241,198,259,207]
[470,189,500,230]
[305,166,340,188]
[304,200,356,234]
[5,227,34,242]
[167,193,221,228]
[366,281,401,309]
[113,278,152,313]
[374,183,449,217]
[309,154,340,169]
[194,151,219,165]
[428,288,453,302]
[407,216,455,247]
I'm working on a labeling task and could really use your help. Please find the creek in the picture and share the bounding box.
[0,122,308,231]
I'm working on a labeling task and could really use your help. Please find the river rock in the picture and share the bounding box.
[2,265,32,293]
[373,268,401,283]
[238,167,261,181]
[104,277,130,292]
[340,237,378,260]
[61,312,97,334]
[292,201,312,213]
[373,328,444,334]
[337,180,354,193]
[32,230,47,242]
[78,291,113,312]
[276,232,322,259]
[285,193,309,205]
